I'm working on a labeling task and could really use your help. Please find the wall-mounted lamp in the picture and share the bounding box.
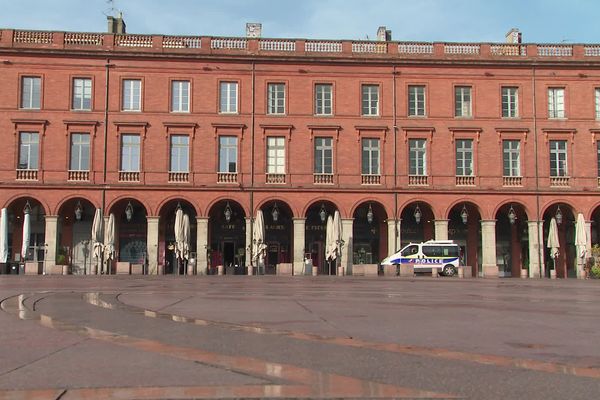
[460,204,469,225]
[224,202,232,222]
[414,204,422,224]
[555,205,563,225]
[272,202,280,222]
[319,203,327,223]
[367,203,374,224]
[508,205,517,225]
[125,201,134,222]
[74,201,83,221]
[23,201,32,215]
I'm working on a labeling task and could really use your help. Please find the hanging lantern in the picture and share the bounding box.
[508,205,517,225]
[319,203,327,223]
[414,204,422,225]
[125,201,134,222]
[460,204,469,225]
[366,203,374,224]
[74,201,83,221]
[224,202,232,222]
[23,201,32,215]
[271,202,279,222]
[555,205,563,225]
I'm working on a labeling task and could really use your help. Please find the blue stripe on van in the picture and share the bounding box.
[389,257,459,265]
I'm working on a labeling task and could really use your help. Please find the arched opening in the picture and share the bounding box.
[4,197,46,273]
[57,198,95,274]
[109,199,148,271]
[158,200,197,275]
[353,202,387,266]
[305,201,337,274]
[448,202,481,277]
[208,200,246,274]
[260,200,292,274]
[543,203,575,278]
[400,202,434,246]
[495,203,529,277]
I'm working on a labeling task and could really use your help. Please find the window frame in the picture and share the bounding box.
[548,87,566,119]
[502,140,521,177]
[171,80,191,113]
[549,140,568,177]
[595,88,600,120]
[119,133,141,172]
[455,139,474,177]
[408,85,426,117]
[266,136,286,174]
[71,77,93,111]
[218,135,238,173]
[408,138,427,176]
[361,84,380,117]
[219,81,239,114]
[501,86,519,118]
[18,131,39,170]
[361,137,380,175]
[69,132,91,171]
[169,134,190,173]
[314,136,334,174]
[267,82,286,115]
[314,83,333,116]
[121,78,143,112]
[454,86,472,118]
[20,76,42,110]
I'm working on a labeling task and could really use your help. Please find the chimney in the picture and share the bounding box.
[246,22,262,38]
[505,28,521,44]
[377,26,392,41]
[107,12,126,34]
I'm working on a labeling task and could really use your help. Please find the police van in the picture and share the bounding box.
[380,240,461,276]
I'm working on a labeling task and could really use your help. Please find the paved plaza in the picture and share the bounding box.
[0,275,599,399]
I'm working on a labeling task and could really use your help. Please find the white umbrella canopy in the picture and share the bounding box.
[103,213,116,263]
[182,213,190,260]
[575,213,588,278]
[91,208,104,273]
[252,210,267,268]
[547,217,560,273]
[325,215,334,261]
[333,210,343,262]
[174,208,185,261]
[21,211,30,260]
[0,208,7,263]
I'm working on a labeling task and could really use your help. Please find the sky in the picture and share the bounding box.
[0,0,598,44]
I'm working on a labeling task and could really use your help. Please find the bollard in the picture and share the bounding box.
[337,266,344,276]
[458,266,464,278]
[431,267,439,278]
[312,266,318,276]
[550,269,557,279]
[520,269,528,279]
[217,265,224,276]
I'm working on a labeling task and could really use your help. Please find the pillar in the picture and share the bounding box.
[245,217,252,275]
[386,219,400,255]
[146,216,159,275]
[341,218,353,275]
[43,215,58,274]
[196,217,209,275]
[292,218,305,275]
[434,219,449,241]
[527,221,543,278]
[481,220,498,278]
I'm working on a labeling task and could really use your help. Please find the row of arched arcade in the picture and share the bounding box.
[0,195,596,279]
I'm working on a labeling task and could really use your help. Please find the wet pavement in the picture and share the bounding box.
[0,275,599,399]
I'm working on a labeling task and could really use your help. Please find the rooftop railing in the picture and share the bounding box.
[2,29,600,62]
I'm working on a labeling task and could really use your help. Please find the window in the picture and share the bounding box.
[122,79,141,111]
[21,77,41,109]
[171,80,190,112]
[549,140,567,176]
[361,84,379,116]
[70,133,90,171]
[595,88,600,120]
[597,141,600,178]
[314,137,333,174]
[455,139,473,176]
[548,88,565,118]
[502,87,518,118]
[219,136,238,172]
[72,78,92,111]
[503,140,521,177]
[361,138,380,175]
[408,85,426,116]
[266,137,286,174]
[170,135,189,172]
[120,134,140,172]
[18,132,39,170]
[267,83,285,115]
[219,82,238,113]
[455,86,472,117]
[315,84,333,115]
[409,139,427,176]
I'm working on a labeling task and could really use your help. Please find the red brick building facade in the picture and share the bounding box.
[1,27,599,278]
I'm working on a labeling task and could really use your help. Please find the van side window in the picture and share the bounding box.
[422,246,441,257]
[444,246,459,257]
[401,245,419,256]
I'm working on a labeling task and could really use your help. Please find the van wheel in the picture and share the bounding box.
[443,265,456,277]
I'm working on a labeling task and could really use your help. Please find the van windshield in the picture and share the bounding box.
[401,245,419,256]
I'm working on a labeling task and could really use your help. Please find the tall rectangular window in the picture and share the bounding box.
[408,85,426,116]
[549,140,567,177]
[597,141,600,178]
[18,132,39,170]
[361,138,380,175]
[170,135,189,172]
[120,134,140,172]
[455,86,472,117]
[72,78,92,111]
[70,133,90,171]
[21,77,41,109]
[267,83,285,115]
[171,80,190,113]
[315,84,333,115]
[219,136,238,172]
[219,82,238,113]
[503,140,521,177]
[501,87,518,118]
[409,139,427,176]
[122,79,141,111]
[595,88,600,120]
[455,139,473,176]
[267,137,285,174]
[548,88,565,118]
[314,137,333,174]
[361,84,379,116]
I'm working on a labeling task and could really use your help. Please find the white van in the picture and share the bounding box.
[381,240,460,276]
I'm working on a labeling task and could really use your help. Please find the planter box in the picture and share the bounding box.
[383,265,397,276]
[50,265,70,275]
[276,263,293,276]
[399,264,414,277]
[25,262,43,275]
[352,264,378,276]
[116,262,131,274]
[131,264,143,275]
